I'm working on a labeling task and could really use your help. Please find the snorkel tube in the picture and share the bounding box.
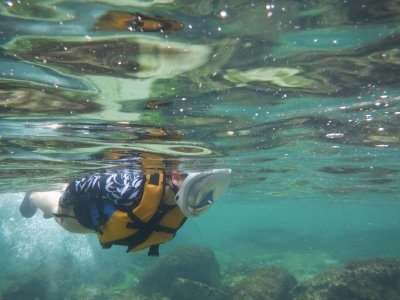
[175,169,231,217]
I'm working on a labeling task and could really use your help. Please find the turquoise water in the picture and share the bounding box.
[1,0,400,299]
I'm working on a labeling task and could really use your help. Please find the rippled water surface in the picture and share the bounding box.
[1,0,400,298]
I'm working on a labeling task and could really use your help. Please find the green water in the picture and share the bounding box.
[0,0,400,298]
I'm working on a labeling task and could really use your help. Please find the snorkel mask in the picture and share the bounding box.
[175,169,231,217]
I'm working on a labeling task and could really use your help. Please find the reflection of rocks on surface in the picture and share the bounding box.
[0,84,99,115]
[224,67,316,88]
[8,36,210,79]
[290,258,400,300]
[138,245,220,295]
[229,267,297,300]
[94,11,184,32]
[222,114,400,150]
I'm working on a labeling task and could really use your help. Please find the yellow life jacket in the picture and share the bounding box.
[98,171,187,256]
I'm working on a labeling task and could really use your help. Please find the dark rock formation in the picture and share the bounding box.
[0,256,77,300]
[138,245,220,295]
[171,277,231,300]
[290,258,400,300]
[229,267,297,300]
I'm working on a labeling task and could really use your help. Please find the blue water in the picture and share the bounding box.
[0,0,399,299]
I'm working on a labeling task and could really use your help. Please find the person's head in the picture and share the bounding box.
[166,169,231,217]
[166,170,188,193]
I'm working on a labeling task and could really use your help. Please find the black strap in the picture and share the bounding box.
[52,213,77,219]
[126,209,146,229]
[148,245,159,256]
[153,224,177,234]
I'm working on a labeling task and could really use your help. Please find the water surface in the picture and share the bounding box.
[0,0,399,298]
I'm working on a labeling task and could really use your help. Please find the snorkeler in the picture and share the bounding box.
[19,168,231,256]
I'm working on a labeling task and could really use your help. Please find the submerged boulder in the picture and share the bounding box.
[138,246,220,295]
[229,267,297,300]
[171,277,231,300]
[0,256,77,300]
[1,274,48,300]
[290,258,400,300]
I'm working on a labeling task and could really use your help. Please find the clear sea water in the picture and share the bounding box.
[0,0,399,298]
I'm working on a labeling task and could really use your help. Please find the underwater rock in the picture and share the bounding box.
[171,277,231,300]
[138,245,220,295]
[68,286,110,300]
[0,256,78,300]
[1,275,48,300]
[229,267,297,300]
[290,258,400,300]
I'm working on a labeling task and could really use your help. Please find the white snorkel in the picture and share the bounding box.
[175,169,231,217]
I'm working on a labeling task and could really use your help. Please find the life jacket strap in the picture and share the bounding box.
[148,245,159,256]
[152,224,177,234]
[124,204,176,252]
[126,209,146,229]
